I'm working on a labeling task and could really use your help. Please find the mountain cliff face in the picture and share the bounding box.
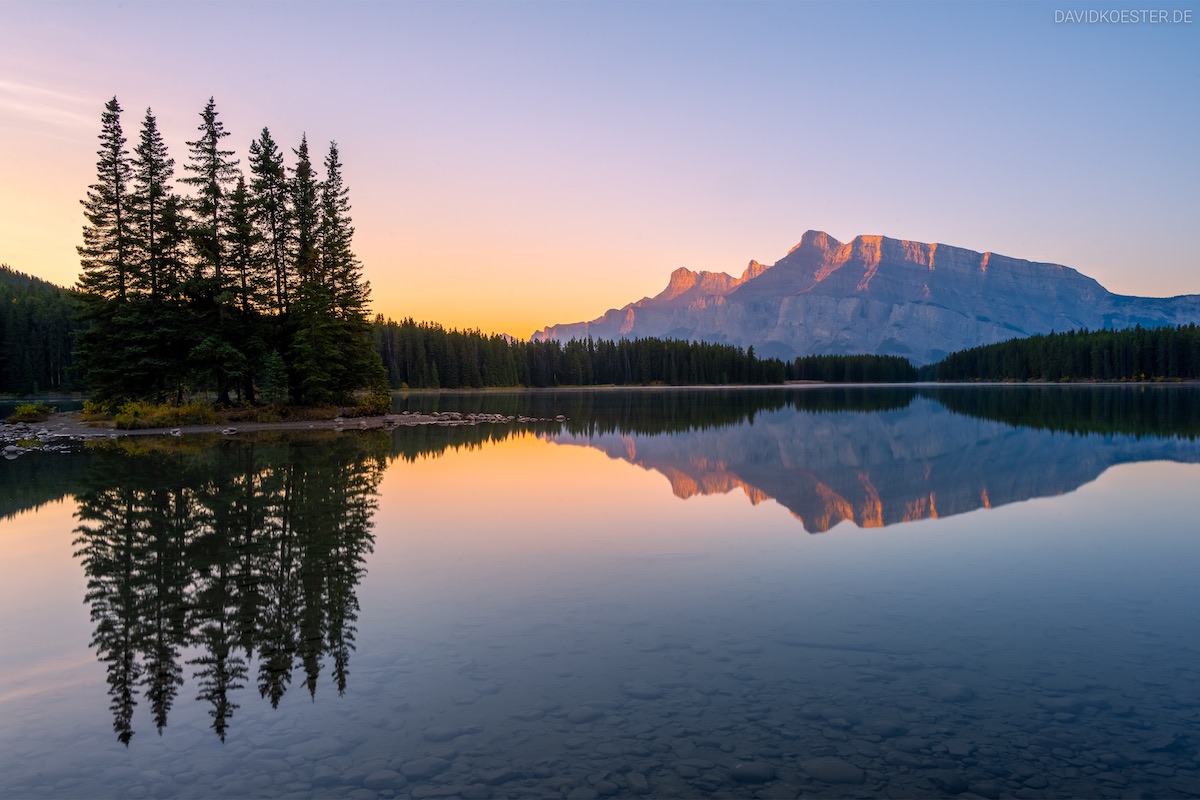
[532,231,1200,365]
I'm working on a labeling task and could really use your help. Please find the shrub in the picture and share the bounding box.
[5,401,56,423]
[114,401,219,430]
[224,405,284,424]
[78,399,114,422]
[349,390,392,417]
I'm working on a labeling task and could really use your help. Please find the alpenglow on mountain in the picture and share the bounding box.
[532,231,1200,365]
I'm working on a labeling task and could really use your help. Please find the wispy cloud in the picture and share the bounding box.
[0,79,98,130]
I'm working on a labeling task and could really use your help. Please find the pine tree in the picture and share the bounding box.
[319,142,384,393]
[182,98,240,286]
[290,134,319,284]
[129,108,175,299]
[248,127,292,314]
[227,175,268,402]
[76,98,151,401]
[157,194,191,299]
[288,139,384,403]
[78,97,134,301]
[181,98,243,404]
[318,142,367,318]
[228,175,267,316]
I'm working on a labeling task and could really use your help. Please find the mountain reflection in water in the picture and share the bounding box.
[543,386,1200,533]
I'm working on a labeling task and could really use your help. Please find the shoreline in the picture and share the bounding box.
[1,409,565,457]
[6,380,1195,457]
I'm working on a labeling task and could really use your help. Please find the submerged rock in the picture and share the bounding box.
[566,707,605,724]
[800,756,865,785]
[731,762,776,784]
[401,757,451,780]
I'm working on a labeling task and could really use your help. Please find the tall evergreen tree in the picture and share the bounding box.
[156,194,191,300]
[286,134,327,403]
[289,141,384,403]
[248,127,292,314]
[129,108,176,299]
[181,98,241,285]
[228,175,269,402]
[228,175,268,316]
[75,98,148,401]
[78,97,134,301]
[290,134,319,283]
[181,98,243,404]
[319,142,370,319]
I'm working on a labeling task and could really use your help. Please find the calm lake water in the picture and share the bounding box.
[2,386,1199,799]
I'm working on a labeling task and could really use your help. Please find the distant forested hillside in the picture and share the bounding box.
[373,318,787,388]
[926,325,1200,382]
[788,354,918,383]
[0,265,81,394]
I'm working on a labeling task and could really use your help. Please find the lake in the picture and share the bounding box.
[2,385,1199,799]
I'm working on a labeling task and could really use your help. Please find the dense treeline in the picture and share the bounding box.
[787,353,918,383]
[926,385,1200,440]
[373,318,788,388]
[372,323,1200,389]
[926,324,1200,382]
[75,97,383,406]
[0,266,82,393]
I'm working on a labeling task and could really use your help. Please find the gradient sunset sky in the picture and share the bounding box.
[2,0,1196,338]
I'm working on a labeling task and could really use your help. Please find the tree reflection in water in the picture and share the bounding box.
[72,432,387,743]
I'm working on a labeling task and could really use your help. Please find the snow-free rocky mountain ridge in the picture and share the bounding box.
[532,231,1200,365]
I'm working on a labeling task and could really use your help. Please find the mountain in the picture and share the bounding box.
[545,394,1200,533]
[532,231,1200,365]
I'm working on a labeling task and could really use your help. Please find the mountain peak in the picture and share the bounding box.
[741,260,768,282]
[656,266,744,302]
[789,230,841,255]
[668,265,698,284]
[533,230,1200,361]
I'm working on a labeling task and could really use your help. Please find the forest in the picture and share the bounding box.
[373,317,787,389]
[924,324,1200,382]
[72,97,383,407]
[0,265,81,394]
[788,353,918,383]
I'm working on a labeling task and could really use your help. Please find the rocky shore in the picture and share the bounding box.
[1,409,568,460]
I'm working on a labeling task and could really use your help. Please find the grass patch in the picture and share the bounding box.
[114,401,220,430]
[222,404,344,423]
[5,401,56,423]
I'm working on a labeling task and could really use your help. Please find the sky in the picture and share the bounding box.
[1,0,1197,338]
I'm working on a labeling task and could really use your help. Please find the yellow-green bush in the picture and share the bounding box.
[78,399,113,422]
[114,401,219,430]
[5,401,56,423]
[349,391,392,417]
